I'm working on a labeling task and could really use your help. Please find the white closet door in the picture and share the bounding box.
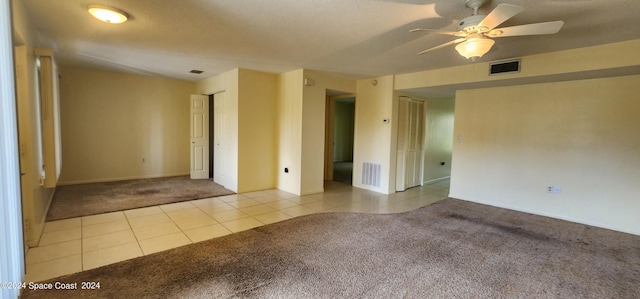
[213,92,227,186]
[396,97,425,191]
[190,95,209,179]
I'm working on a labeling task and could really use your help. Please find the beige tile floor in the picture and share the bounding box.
[24,179,450,282]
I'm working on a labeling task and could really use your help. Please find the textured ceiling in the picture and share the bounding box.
[21,0,640,82]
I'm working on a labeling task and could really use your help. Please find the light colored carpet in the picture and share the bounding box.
[46,176,234,221]
[26,198,640,298]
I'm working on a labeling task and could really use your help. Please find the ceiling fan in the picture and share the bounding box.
[411,0,564,60]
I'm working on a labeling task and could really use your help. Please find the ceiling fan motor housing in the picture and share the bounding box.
[458,15,488,33]
[465,0,487,9]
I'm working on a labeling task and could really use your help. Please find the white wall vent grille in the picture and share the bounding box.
[361,162,381,187]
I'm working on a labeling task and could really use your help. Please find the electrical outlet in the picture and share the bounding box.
[547,185,561,194]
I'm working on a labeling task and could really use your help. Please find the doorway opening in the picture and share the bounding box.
[324,93,356,185]
[190,92,223,184]
[394,95,455,192]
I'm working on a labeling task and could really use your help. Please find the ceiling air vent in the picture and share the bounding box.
[489,59,520,75]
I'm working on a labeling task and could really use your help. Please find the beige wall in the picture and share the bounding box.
[300,70,356,195]
[396,40,640,92]
[237,69,278,192]
[197,69,238,191]
[58,67,196,184]
[451,75,640,235]
[276,69,356,195]
[392,39,640,234]
[353,76,397,194]
[198,68,278,193]
[200,68,356,196]
[12,0,55,247]
[197,69,232,95]
[423,97,455,183]
[353,83,454,194]
[276,69,304,194]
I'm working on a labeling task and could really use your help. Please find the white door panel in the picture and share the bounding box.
[396,97,425,191]
[213,92,226,186]
[190,94,209,179]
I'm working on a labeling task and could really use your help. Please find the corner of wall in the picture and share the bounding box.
[353,75,396,194]
[237,69,278,192]
[275,69,304,195]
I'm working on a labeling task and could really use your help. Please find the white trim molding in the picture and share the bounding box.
[1,0,27,297]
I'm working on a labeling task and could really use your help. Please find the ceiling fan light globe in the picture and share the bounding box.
[455,37,494,59]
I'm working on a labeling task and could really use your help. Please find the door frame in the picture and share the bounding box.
[324,94,356,182]
[1,2,26,294]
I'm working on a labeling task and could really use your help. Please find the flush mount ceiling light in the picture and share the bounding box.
[88,4,129,24]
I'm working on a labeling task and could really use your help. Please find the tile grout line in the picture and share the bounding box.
[122,210,144,257]
[184,205,234,240]
[81,211,133,270]
[168,203,214,244]
[134,207,184,255]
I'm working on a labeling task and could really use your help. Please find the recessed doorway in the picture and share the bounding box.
[325,93,355,185]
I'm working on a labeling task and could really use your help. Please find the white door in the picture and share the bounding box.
[396,97,425,191]
[213,92,226,186]
[396,97,409,191]
[190,94,209,179]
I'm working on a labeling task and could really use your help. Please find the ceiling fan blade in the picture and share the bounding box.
[417,38,466,55]
[478,4,524,31]
[487,21,564,37]
[410,28,466,37]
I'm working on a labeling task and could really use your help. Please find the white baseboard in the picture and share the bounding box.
[423,176,450,185]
